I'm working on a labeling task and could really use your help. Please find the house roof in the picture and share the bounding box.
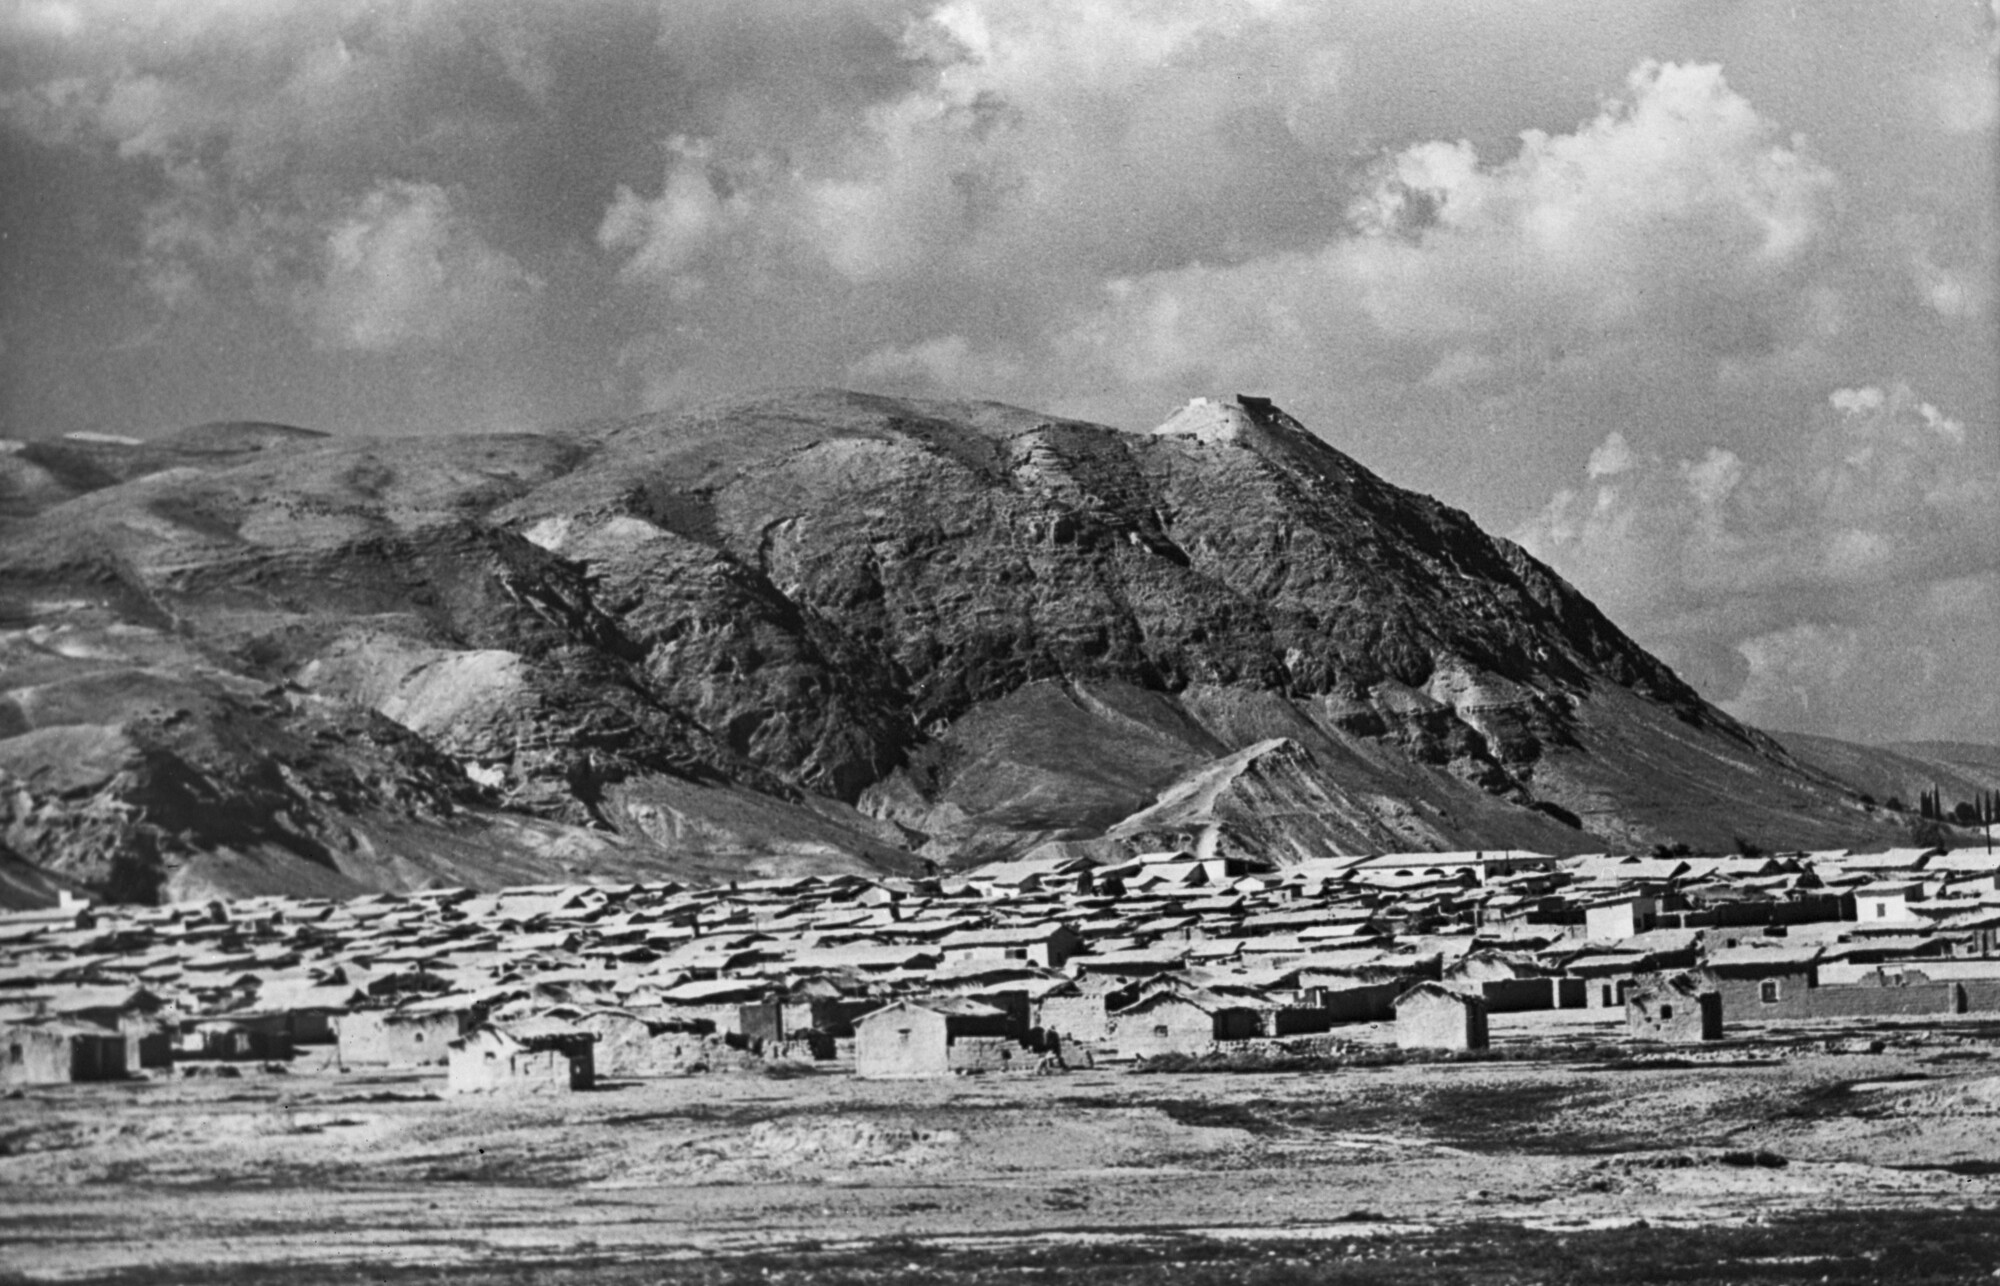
[1704,945,1823,972]
[1111,986,1248,1016]
[854,996,1004,1022]
[1394,981,1483,1007]
[1627,971,1713,999]
[939,924,1071,948]
[462,1015,596,1051]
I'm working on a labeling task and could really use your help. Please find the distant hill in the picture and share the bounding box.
[1,421,326,531]
[1772,731,2000,819]
[0,390,1901,904]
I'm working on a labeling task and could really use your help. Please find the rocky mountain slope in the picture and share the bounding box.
[0,393,1905,903]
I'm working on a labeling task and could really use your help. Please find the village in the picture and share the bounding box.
[8,835,2000,1093]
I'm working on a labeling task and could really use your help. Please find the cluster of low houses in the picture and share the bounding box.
[5,842,2000,1092]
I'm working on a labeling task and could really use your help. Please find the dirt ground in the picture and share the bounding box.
[4,1017,2000,1284]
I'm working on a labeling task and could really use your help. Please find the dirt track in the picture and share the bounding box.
[5,1021,2000,1283]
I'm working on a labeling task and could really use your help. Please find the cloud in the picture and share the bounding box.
[1354,61,1832,334]
[1914,0,1999,134]
[1587,432,1635,479]
[309,182,540,350]
[1,2,83,41]
[1515,382,2000,741]
[602,1,1316,279]
[0,0,573,345]
[1010,60,1839,408]
[847,333,1025,393]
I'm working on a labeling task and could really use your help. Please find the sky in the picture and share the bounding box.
[1,0,1995,746]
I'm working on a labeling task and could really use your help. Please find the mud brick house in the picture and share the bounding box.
[1704,945,1822,1017]
[1563,950,1655,1008]
[1071,945,1189,978]
[1585,895,1660,943]
[1795,967,1970,1018]
[447,1018,596,1094]
[650,977,773,1034]
[961,854,1100,898]
[938,924,1084,970]
[852,998,1015,1079]
[1035,990,1109,1045]
[567,1008,717,1077]
[1625,972,1723,1042]
[188,1014,292,1061]
[227,982,356,1048]
[1313,975,1409,1022]
[1101,846,1266,892]
[776,989,879,1043]
[1394,982,1489,1051]
[1103,988,1260,1060]
[1,1019,127,1084]
[1852,882,1924,926]
[336,1007,467,1067]
[40,985,172,1070]
[1443,951,1581,1013]
[737,999,786,1047]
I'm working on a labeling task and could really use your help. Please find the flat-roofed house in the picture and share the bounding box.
[1394,981,1489,1051]
[566,1007,716,1077]
[853,998,1017,1079]
[1585,896,1659,943]
[447,1018,596,1094]
[1034,978,1119,1046]
[939,924,1083,971]
[960,855,1099,898]
[40,985,172,1069]
[1625,972,1723,1043]
[337,1006,468,1067]
[1,1019,127,1084]
[1104,988,1260,1060]
[1704,944,1822,1016]
[1853,882,1923,926]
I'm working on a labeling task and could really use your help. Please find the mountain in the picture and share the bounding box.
[0,390,1901,904]
[1772,732,2000,822]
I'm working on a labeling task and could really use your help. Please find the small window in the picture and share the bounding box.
[7,1044,20,1064]
[1153,1025,1169,1038]
[1875,903,1888,918]
[1005,948,1028,960]
[1760,980,1781,1004]
[412,1032,423,1044]
[897,1028,911,1045]
[1602,985,1614,1007]
[1659,1005,1674,1020]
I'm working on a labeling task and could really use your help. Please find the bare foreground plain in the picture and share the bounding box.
[6,1016,2000,1285]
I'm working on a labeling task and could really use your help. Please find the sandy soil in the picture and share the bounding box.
[4,1019,1999,1282]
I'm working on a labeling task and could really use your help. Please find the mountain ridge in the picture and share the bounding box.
[0,389,1909,903]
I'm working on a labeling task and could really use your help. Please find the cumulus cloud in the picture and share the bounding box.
[847,333,1026,393]
[592,0,1369,400]
[1587,432,1635,479]
[310,182,540,350]
[0,0,566,345]
[1914,0,1999,134]
[1515,382,2000,740]
[1349,62,1832,339]
[1005,60,1840,412]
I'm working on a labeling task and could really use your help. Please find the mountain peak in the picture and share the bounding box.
[1151,393,1305,444]
[0,389,1901,904]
